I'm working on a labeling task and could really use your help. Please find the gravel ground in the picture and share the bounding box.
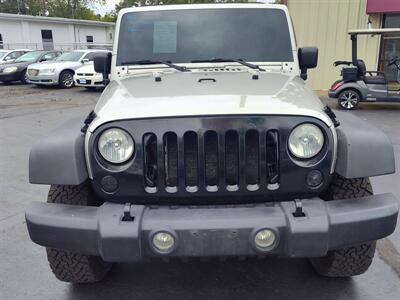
[0,83,399,300]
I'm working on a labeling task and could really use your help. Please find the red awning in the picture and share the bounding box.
[367,0,400,14]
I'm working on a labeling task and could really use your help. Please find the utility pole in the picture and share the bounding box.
[16,0,21,14]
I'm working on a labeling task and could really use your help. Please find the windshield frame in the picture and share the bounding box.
[115,6,296,68]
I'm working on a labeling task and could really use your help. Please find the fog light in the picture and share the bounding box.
[152,232,175,253]
[254,229,276,249]
[306,170,323,187]
[101,175,118,193]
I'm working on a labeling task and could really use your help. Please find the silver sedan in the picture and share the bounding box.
[27,50,110,88]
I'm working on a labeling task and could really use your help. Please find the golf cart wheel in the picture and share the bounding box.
[338,89,360,110]
[309,176,376,277]
[20,69,28,84]
[46,183,112,283]
[59,70,75,88]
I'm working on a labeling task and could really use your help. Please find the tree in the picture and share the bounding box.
[0,0,108,21]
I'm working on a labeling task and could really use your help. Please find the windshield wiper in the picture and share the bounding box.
[191,58,265,71]
[120,59,189,72]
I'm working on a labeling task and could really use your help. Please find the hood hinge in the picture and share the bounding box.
[324,106,340,127]
[81,110,97,133]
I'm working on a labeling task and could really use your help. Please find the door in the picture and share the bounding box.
[41,30,54,50]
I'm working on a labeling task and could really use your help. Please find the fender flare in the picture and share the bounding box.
[332,81,367,100]
[29,116,88,185]
[334,111,395,178]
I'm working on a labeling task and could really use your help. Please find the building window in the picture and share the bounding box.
[86,36,94,43]
[41,30,54,50]
[0,34,3,49]
[379,14,400,90]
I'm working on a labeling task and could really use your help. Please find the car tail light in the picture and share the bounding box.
[331,81,343,91]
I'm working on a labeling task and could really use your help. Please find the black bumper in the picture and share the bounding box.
[0,72,20,82]
[26,194,399,262]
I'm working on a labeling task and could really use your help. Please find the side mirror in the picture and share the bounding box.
[94,53,112,85]
[298,47,318,80]
[82,58,90,63]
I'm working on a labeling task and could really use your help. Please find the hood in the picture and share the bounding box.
[89,71,332,132]
[28,60,80,70]
[76,64,95,73]
[0,61,33,69]
[1,61,36,68]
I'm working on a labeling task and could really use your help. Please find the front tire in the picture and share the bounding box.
[20,69,28,84]
[338,89,360,110]
[46,183,112,283]
[310,176,375,277]
[58,70,74,89]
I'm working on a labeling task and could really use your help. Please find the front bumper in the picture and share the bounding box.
[27,73,59,85]
[0,72,21,82]
[74,75,104,87]
[26,194,398,262]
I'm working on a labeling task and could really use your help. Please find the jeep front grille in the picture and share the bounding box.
[90,116,334,204]
[143,129,280,194]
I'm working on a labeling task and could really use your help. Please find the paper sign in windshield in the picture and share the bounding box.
[153,21,177,54]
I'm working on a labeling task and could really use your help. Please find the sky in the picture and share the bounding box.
[92,0,276,16]
[91,0,121,15]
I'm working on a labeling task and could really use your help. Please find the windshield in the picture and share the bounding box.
[15,51,42,62]
[0,51,8,59]
[117,8,293,66]
[56,51,84,62]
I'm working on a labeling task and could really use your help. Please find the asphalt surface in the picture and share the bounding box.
[0,83,399,300]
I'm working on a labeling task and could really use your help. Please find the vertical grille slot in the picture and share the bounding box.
[225,130,239,189]
[266,130,280,188]
[204,131,219,189]
[163,132,178,191]
[143,133,158,192]
[245,130,259,190]
[184,131,199,190]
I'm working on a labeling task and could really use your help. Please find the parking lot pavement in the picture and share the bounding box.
[0,84,399,300]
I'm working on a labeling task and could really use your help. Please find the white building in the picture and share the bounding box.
[0,13,115,51]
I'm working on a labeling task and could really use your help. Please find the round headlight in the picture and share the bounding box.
[98,128,134,164]
[288,123,324,159]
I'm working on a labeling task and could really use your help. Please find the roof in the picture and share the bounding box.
[348,28,400,35]
[120,3,287,14]
[0,13,115,27]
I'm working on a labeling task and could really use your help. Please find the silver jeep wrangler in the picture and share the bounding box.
[26,4,398,283]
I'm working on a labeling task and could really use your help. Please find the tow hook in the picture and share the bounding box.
[293,199,306,218]
[122,203,135,222]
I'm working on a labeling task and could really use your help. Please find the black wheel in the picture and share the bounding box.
[310,176,376,277]
[20,69,28,84]
[58,70,74,88]
[46,183,112,283]
[338,89,360,110]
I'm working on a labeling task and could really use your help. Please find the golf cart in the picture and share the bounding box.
[329,28,400,110]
